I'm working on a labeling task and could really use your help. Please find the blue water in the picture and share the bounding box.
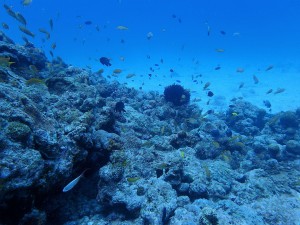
[2,0,300,112]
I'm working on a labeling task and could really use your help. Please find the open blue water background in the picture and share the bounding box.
[2,0,300,112]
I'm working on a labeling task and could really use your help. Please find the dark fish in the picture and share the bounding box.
[176,80,181,83]
[172,14,177,18]
[49,51,53,57]
[253,75,259,84]
[160,58,164,64]
[263,100,271,108]
[154,64,159,66]
[178,18,182,23]
[239,82,244,89]
[49,19,53,30]
[85,20,92,25]
[265,65,273,71]
[99,57,111,66]
[170,69,174,72]
[207,91,214,97]
[115,101,126,113]
[215,66,221,70]
[207,109,214,114]
[266,89,273,94]
[220,30,226,35]
[2,23,9,29]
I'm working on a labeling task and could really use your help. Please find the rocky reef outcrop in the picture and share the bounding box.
[0,35,300,225]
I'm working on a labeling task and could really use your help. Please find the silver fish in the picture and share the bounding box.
[62,169,89,192]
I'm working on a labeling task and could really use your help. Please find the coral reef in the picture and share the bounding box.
[0,37,300,225]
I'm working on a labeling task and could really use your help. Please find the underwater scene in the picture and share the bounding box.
[0,0,300,224]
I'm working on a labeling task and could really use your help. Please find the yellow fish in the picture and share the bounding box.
[232,112,238,116]
[22,0,32,6]
[215,48,225,52]
[116,25,128,30]
[113,69,122,74]
[0,56,15,68]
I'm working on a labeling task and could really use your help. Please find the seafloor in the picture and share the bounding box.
[0,32,300,225]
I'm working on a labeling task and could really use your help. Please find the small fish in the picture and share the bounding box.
[15,12,27,25]
[239,82,244,89]
[215,48,225,52]
[236,68,244,73]
[116,25,128,30]
[274,88,285,95]
[62,169,89,192]
[207,91,214,97]
[0,56,15,68]
[193,98,201,102]
[4,4,17,18]
[51,42,56,49]
[2,23,9,29]
[99,57,111,66]
[49,50,53,57]
[205,21,210,36]
[127,177,140,183]
[220,30,226,35]
[160,126,165,135]
[203,82,211,90]
[84,20,92,25]
[253,75,259,84]
[97,68,104,74]
[38,28,50,39]
[265,65,273,71]
[146,31,153,40]
[263,100,271,108]
[22,36,29,44]
[215,66,221,70]
[113,69,122,74]
[49,18,53,30]
[126,73,135,79]
[19,26,35,37]
[232,112,238,116]
[21,0,32,6]
[170,69,174,72]
[266,89,273,94]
